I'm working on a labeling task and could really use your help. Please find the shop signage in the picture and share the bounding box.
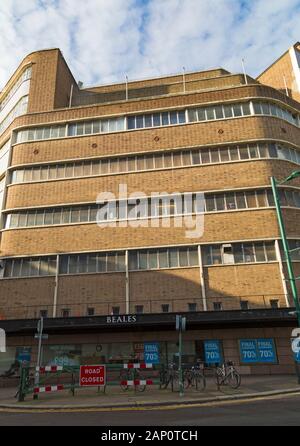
[79,365,106,387]
[106,315,137,324]
[204,340,222,365]
[239,339,277,364]
[144,343,160,364]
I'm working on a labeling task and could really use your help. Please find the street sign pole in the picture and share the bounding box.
[176,315,186,397]
[33,317,44,400]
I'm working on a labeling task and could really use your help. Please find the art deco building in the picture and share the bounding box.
[0,44,300,374]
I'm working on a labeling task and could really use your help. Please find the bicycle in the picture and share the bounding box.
[160,363,188,392]
[119,368,146,393]
[184,363,206,391]
[215,361,241,389]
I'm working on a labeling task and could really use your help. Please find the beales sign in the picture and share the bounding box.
[106,315,137,324]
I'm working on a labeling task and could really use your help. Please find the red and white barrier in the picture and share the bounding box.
[123,363,153,369]
[36,366,63,374]
[120,380,153,387]
[33,385,64,394]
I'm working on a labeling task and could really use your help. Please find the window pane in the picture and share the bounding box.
[201,149,210,164]
[224,105,233,118]
[229,147,239,161]
[197,108,206,121]
[236,192,247,209]
[170,111,178,125]
[179,248,188,267]
[242,103,251,115]
[233,244,244,263]
[256,190,268,207]
[128,117,136,130]
[265,243,276,261]
[243,244,255,262]
[246,191,257,208]
[192,151,201,165]
[219,148,230,162]
[139,252,148,270]
[206,107,215,120]
[210,149,220,163]
[239,147,249,160]
[159,249,169,268]
[144,115,152,128]
[255,244,266,262]
[153,114,161,127]
[215,106,224,119]
[169,249,179,268]
[129,251,138,270]
[188,248,199,266]
[149,251,158,269]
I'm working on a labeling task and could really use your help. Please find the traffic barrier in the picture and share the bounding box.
[123,363,153,369]
[17,363,163,402]
[34,385,64,394]
[120,380,153,386]
[36,366,63,374]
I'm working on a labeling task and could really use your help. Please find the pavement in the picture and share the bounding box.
[0,375,300,410]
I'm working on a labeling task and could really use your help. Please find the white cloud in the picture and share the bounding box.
[0,0,299,89]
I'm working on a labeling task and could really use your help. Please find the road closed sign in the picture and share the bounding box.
[79,365,106,387]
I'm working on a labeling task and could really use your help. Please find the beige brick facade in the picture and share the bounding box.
[0,47,299,326]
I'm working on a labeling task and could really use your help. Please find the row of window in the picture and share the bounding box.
[3,241,300,279]
[5,188,300,229]
[9,142,300,185]
[0,67,31,112]
[202,242,277,266]
[39,298,281,319]
[0,96,28,135]
[13,100,300,144]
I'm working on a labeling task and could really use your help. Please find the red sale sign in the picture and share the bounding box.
[79,365,106,387]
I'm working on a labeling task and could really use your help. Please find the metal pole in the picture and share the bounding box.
[182,67,186,93]
[271,177,300,325]
[33,317,44,400]
[283,76,289,97]
[241,59,248,85]
[125,76,129,101]
[178,326,184,397]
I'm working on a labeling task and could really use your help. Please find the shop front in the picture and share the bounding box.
[0,308,298,377]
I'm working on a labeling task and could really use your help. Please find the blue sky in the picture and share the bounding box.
[0,0,300,89]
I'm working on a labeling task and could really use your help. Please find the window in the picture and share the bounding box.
[87,308,95,316]
[135,306,144,314]
[61,309,71,318]
[162,304,170,313]
[270,300,279,309]
[40,310,48,319]
[240,301,249,310]
[112,307,120,316]
[213,302,223,311]
[188,303,197,312]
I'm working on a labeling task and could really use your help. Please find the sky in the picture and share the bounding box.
[0,0,300,89]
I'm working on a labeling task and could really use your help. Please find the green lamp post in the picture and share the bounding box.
[271,171,300,325]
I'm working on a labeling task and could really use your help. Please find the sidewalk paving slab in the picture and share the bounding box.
[0,375,300,410]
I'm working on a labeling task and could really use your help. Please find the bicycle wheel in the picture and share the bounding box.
[119,369,129,391]
[160,369,169,389]
[195,373,206,391]
[226,371,241,389]
[135,371,146,393]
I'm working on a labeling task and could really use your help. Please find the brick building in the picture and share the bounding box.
[0,44,300,375]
